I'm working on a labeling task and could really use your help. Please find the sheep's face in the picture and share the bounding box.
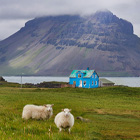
[44,104,54,112]
[62,108,71,117]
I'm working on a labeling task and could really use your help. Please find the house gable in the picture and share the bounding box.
[76,71,85,78]
[69,70,96,78]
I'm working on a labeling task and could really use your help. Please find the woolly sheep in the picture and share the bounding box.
[54,108,74,133]
[22,104,54,120]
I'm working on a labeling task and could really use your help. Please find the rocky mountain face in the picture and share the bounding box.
[0,10,140,76]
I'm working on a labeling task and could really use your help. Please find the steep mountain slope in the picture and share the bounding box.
[0,10,140,76]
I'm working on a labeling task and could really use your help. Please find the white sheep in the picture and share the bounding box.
[22,104,54,120]
[54,108,74,133]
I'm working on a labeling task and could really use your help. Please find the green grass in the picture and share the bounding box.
[0,86,140,139]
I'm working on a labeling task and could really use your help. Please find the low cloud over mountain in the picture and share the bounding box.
[0,11,140,76]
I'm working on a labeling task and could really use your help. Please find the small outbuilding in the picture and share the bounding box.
[99,78,115,87]
[69,69,99,88]
[0,76,5,81]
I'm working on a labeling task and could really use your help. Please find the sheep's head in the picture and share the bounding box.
[44,104,54,112]
[62,108,71,117]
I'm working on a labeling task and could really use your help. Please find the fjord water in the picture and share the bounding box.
[3,76,69,84]
[3,76,140,87]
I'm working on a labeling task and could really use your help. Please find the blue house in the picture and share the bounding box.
[69,69,99,88]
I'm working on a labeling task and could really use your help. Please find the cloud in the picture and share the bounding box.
[0,19,29,40]
[0,0,140,39]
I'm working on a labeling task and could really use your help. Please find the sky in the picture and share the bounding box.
[0,0,140,40]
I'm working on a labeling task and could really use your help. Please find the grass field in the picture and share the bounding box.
[0,85,140,140]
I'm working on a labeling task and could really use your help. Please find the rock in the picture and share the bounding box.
[77,116,91,122]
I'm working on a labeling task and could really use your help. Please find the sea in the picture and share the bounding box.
[3,76,140,87]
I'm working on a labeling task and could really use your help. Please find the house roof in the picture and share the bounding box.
[69,70,96,78]
[99,78,115,84]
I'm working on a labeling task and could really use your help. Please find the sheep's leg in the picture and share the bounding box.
[59,128,62,132]
[68,128,71,134]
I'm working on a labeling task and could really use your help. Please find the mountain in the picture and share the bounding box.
[0,10,140,76]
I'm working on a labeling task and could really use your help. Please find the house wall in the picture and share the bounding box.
[69,71,99,88]
[69,77,78,86]
[90,72,99,88]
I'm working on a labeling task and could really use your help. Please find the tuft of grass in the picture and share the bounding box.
[0,86,140,139]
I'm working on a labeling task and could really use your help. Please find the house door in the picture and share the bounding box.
[73,81,76,86]
[79,80,82,87]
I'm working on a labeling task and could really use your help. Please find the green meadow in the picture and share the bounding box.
[0,85,140,140]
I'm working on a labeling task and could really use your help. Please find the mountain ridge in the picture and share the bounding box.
[0,10,140,76]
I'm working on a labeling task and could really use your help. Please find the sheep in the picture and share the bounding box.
[54,108,74,133]
[22,104,54,120]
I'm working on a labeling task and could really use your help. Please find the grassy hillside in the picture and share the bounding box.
[0,86,140,139]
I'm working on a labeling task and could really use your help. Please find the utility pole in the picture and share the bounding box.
[21,73,24,88]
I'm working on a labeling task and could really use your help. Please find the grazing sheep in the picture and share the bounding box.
[22,104,54,120]
[54,108,74,133]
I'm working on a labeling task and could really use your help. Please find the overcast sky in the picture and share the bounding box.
[0,0,140,40]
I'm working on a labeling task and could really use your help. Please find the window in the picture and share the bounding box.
[92,81,94,85]
[95,74,97,78]
[95,81,97,85]
[79,80,82,87]
[83,81,86,86]
[92,75,94,78]
[78,74,81,78]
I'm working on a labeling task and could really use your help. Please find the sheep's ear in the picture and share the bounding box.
[62,109,64,111]
[69,109,72,112]
[51,104,54,107]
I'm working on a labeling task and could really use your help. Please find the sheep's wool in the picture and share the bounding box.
[54,109,74,132]
[22,104,53,120]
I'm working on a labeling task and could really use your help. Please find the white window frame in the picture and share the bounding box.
[83,81,86,86]
[95,81,97,85]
